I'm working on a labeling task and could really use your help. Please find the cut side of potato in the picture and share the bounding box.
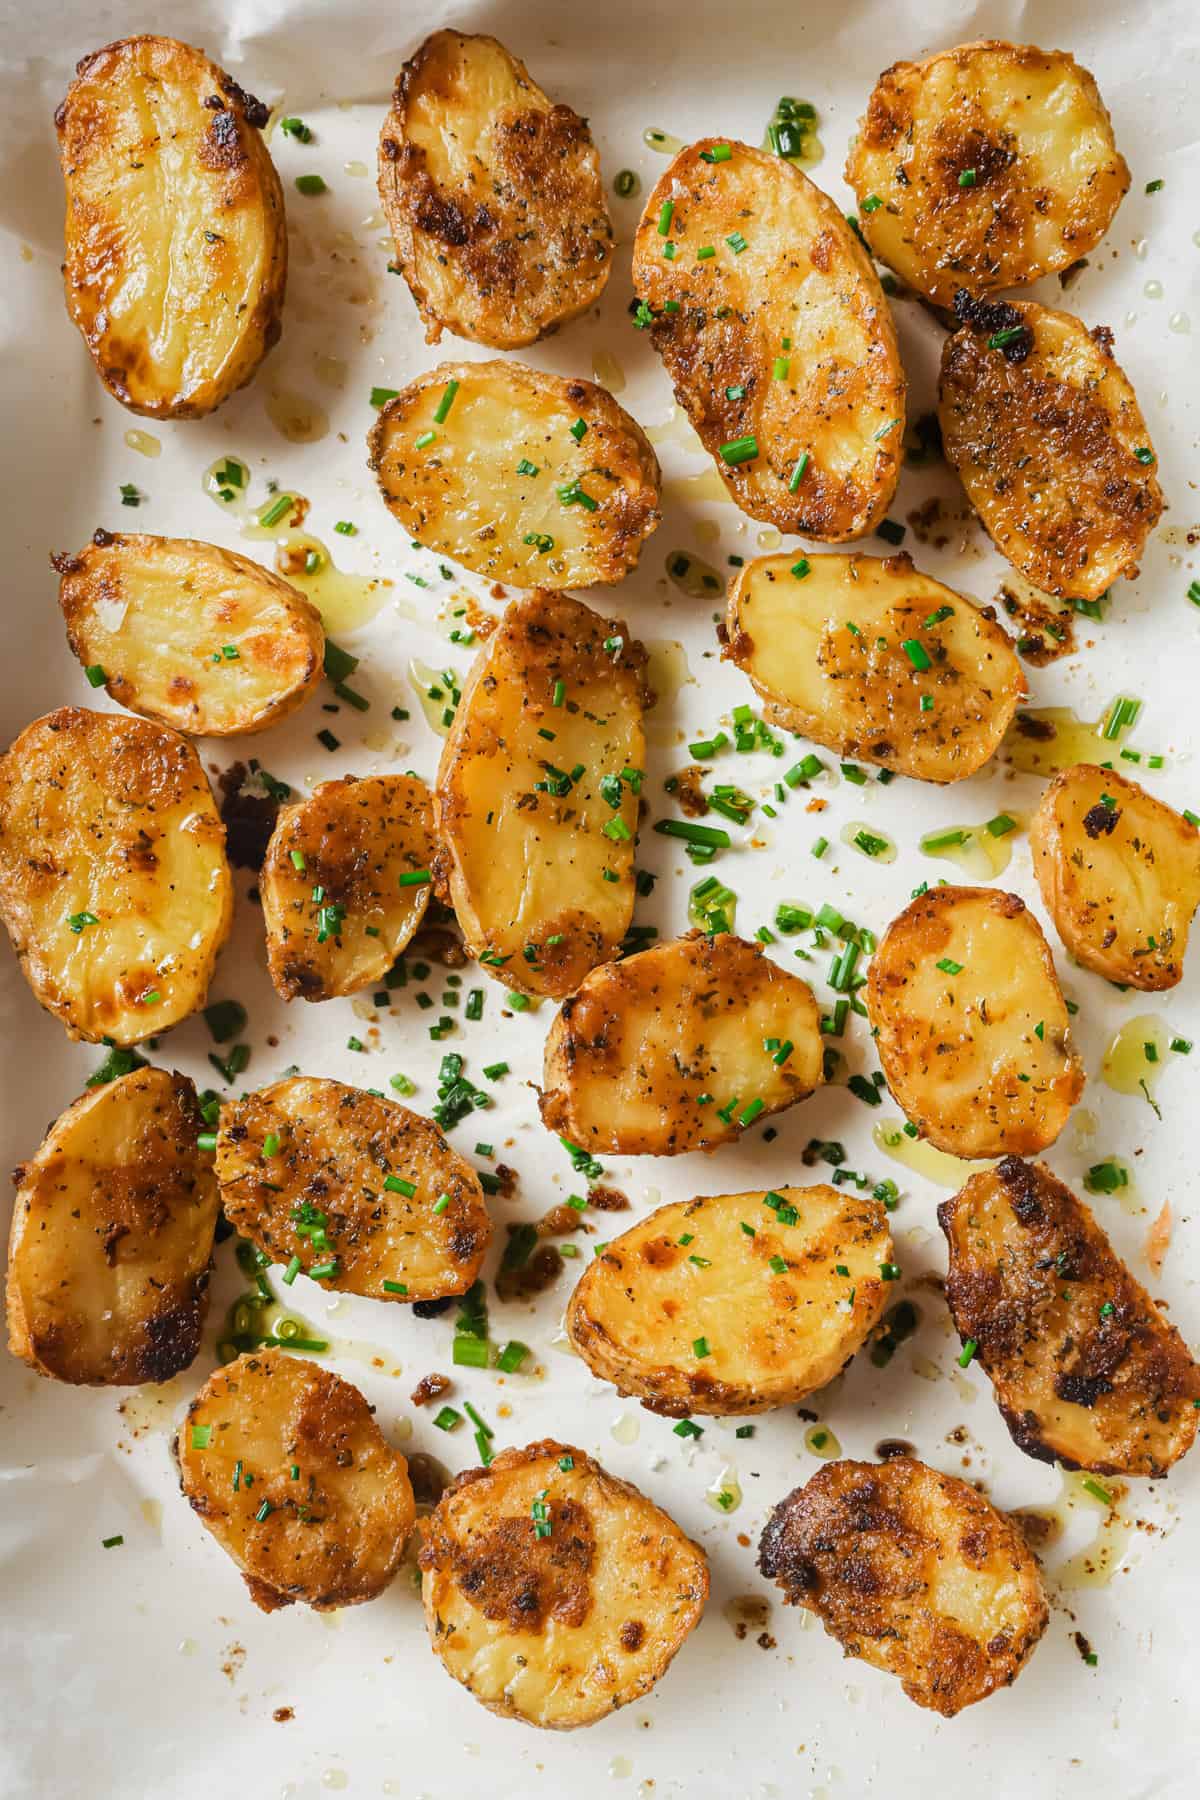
[7,1068,218,1385]
[368,361,660,589]
[867,885,1083,1158]
[566,1185,892,1416]
[631,138,904,540]
[378,30,611,348]
[723,552,1024,782]
[759,1457,1048,1716]
[436,591,647,998]
[419,1439,707,1728]
[56,35,286,418]
[0,707,232,1044]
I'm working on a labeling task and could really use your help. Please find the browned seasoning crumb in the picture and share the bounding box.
[495,1241,563,1302]
[410,1372,451,1408]
[272,1707,294,1723]
[998,582,1077,667]
[491,1163,518,1199]
[539,1203,586,1237]
[667,765,709,818]
[585,1185,630,1212]
[1073,1630,1097,1666]
[875,1438,915,1460]
[906,495,951,549]
[459,594,499,638]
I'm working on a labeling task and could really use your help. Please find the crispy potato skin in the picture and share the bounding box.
[419,1439,707,1728]
[177,1349,415,1612]
[1030,765,1200,990]
[723,553,1024,782]
[7,1068,218,1385]
[939,300,1162,601]
[867,886,1083,1158]
[846,40,1129,305]
[566,1185,892,1416]
[632,139,904,539]
[56,36,286,418]
[378,30,611,348]
[759,1457,1047,1716]
[0,707,232,1044]
[940,1158,1200,1478]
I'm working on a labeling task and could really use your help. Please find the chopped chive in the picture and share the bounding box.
[719,435,758,466]
[957,168,977,188]
[84,663,107,688]
[433,379,459,423]
[787,452,809,492]
[295,174,326,196]
[657,199,675,236]
[958,1339,977,1368]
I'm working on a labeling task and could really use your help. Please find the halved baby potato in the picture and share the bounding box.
[419,1439,708,1728]
[56,35,286,417]
[0,708,232,1044]
[723,553,1024,782]
[867,885,1083,1158]
[7,1067,218,1385]
[566,1185,892,1416]
[631,138,904,539]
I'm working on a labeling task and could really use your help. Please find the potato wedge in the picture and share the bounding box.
[7,1068,217,1385]
[845,41,1129,306]
[759,1457,1047,1716]
[378,30,611,348]
[56,36,285,418]
[939,299,1162,601]
[943,1159,1200,1477]
[631,139,904,539]
[723,553,1023,782]
[867,886,1083,1158]
[419,1439,707,1728]
[436,591,647,998]
[0,708,232,1044]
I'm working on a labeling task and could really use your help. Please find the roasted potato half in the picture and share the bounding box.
[419,1439,707,1728]
[867,886,1083,1158]
[566,1185,892,1416]
[56,36,285,418]
[1030,764,1200,991]
[436,591,647,998]
[939,299,1162,601]
[0,708,232,1044]
[7,1068,218,1385]
[177,1349,415,1612]
[723,553,1024,782]
[369,361,660,589]
[845,41,1129,306]
[631,139,904,539]
[260,775,437,1002]
[940,1157,1200,1478]
[759,1457,1047,1716]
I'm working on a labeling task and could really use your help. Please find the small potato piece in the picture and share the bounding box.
[56,36,285,417]
[177,1349,414,1612]
[939,299,1162,601]
[566,1186,891,1416]
[260,775,436,1002]
[0,708,232,1044]
[369,361,660,589]
[1030,764,1200,990]
[759,1457,1047,1716]
[436,592,647,998]
[845,41,1129,306]
[632,139,904,540]
[867,886,1083,1158]
[216,1078,490,1304]
[7,1068,217,1385]
[57,531,323,736]
[724,553,1023,782]
[378,30,611,348]
[419,1439,707,1727]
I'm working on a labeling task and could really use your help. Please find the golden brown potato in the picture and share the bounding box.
[419,1440,707,1727]
[56,36,286,417]
[566,1185,892,1416]
[177,1349,415,1612]
[1030,764,1200,990]
[435,591,647,998]
[378,30,611,348]
[940,1157,1200,1478]
[7,1068,218,1385]
[0,708,232,1044]
[867,886,1083,1158]
[759,1457,1047,1716]
[939,298,1162,601]
[631,138,904,540]
[723,552,1024,782]
[845,41,1129,306]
